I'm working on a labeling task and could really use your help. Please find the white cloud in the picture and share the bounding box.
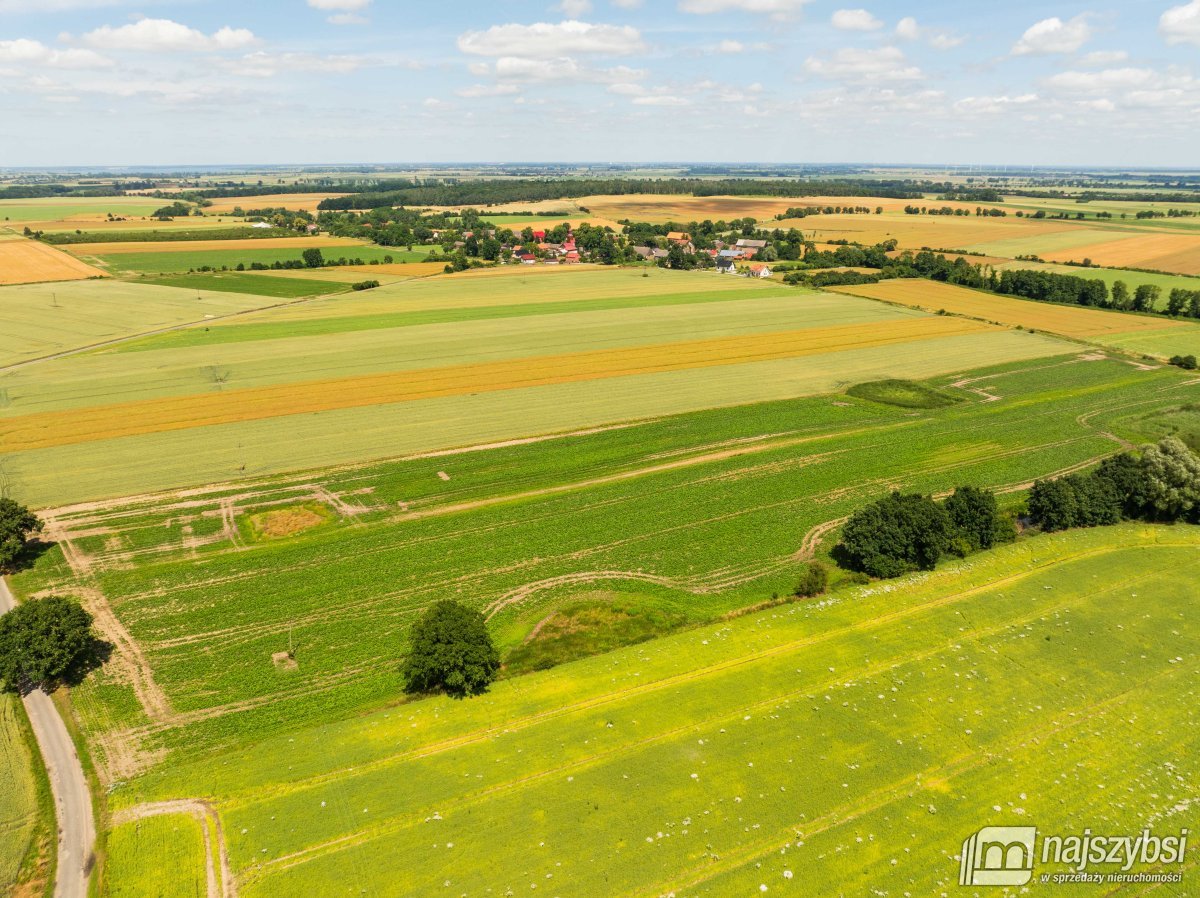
[490,55,643,83]
[1045,67,1163,92]
[954,93,1038,114]
[221,51,368,77]
[831,9,882,32]
[1079,49,1129,66]
[1160,0,1200,46]
[804,46,921,82]
[0,38,112,68]
[555,0,593,15]
[718,39,745,53]
[632,94,688,106]
[894,16,963,49]
[611,0,642,6]
[458,20,644,58]
[82,18,259,52]
[307,0,370,8]
[678,0,812,17]
[457,82,520,97]
[1012,15,1092,56]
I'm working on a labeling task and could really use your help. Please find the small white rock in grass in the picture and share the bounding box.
[760,885,768,893]
[784,871,793,880]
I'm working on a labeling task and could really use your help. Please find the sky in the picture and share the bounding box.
[1,0,1199,167]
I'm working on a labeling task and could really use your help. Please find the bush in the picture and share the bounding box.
[351,280,381,291]
[794,562,829,598]
[0,597,96,691]
[1169,355,1198,370]
[401,601,499,699]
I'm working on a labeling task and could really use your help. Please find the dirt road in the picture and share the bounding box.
[0,577,95,898]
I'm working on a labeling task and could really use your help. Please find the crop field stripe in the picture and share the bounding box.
[0,317,991,452]
[63,236,372,255]
[0,235,107,285]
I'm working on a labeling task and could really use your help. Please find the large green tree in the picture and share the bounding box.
[402,601,500,699]
[0,596,95,691]
[837,492,956,578]
[1141,437,1200,521]
[0,499,42,572]
[944,486,1014,552]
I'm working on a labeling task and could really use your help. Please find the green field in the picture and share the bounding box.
[996,258,1200,297]
[80,244,426,275]
[0,280,304,367]
[0,696,48,894]
[105,812,209,898]
[0,198,165,222]
[141,272,349,299]
[55,523,1200,897]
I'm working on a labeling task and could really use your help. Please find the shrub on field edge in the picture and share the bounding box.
[402,601,500,699]
[794,562,829,598]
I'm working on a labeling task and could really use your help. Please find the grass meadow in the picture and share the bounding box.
[0,697,50,895]
[75,244,425,275]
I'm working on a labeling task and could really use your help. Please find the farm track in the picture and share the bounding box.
[111,800,236,898]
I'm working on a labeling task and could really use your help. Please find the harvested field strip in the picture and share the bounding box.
[64,236,372,255]
[0,236,107,285]
[830,279,1189,337]
[1039,231,1200,273]
[0,318,990,452]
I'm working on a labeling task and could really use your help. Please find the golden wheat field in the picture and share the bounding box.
[0,316,991,452]
[0,235,107,285]
[830,279,1192,339]
[1040,232,1200,274]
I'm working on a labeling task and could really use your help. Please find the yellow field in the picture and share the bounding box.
[63,235,370,256]
[1040,232,1200,274]
[0,316,990,452]
[829,280,1190,338]
[0,235,107,285]
[202,193,350,214]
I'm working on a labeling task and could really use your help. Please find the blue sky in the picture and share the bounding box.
[1,0,1198,167]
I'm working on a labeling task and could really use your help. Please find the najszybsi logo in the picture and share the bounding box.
[959,825,1189,887]
[960,826,1037,886]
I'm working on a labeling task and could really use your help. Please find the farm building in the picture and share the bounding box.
[749,264,773,278]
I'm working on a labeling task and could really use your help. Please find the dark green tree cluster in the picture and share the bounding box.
[0,597,97,692]
[836,487,1014,579]
[1028,439,1200,531]
[402,601,500,699]
[1169,355,1198,370]
[793,562,829,598]
[0,499,42,572]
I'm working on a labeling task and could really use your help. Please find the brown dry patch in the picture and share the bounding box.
[0,316,989,452]
[249,505,327,539]
[64,235,370,255]
[0,237,106,285]
[830,280,1189,338]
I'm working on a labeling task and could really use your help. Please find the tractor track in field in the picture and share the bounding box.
[238,553,1196,884]
[226,536,1194,815]
[111,800,236,898]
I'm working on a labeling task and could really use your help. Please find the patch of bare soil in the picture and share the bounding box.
[250,506,326,539]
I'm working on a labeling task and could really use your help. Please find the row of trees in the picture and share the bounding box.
[1028,439,1200,531]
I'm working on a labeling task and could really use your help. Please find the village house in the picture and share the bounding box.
[716,257,738,274]
[749,264,773,278]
